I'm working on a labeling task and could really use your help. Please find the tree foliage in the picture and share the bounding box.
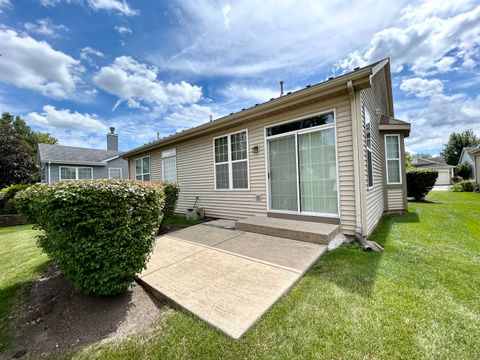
[406,168,438,200]
[0,112,58,160]
[440,129,480,165]
[455,162,473,179]
[0,128,40,189]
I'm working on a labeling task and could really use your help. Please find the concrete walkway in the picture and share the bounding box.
[137,223,327,339]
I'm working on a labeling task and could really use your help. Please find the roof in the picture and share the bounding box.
[123,58,393,158]
[379,115,410,126]
[413,156,454,169]
[378,115,411,136]
[38,143,122,166]
[467,146,480,156]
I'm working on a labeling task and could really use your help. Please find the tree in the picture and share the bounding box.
[413,152,432,159]
[455,162,473,179]
[0,112,58,160]
[0,128,40,189]
[405,151,415,171]
[440,129,480,165]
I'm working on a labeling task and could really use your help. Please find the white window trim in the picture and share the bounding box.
[263,109,340,218]
[385,134,402,185]
[213,129,250,191]
[366,132,374,190]
[59,166,94,181]
[135,155,151,181]
[108,168,122,179]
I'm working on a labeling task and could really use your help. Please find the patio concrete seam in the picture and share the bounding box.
[171,236,302,274]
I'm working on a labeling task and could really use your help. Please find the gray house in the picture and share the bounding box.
[38,127,128,183]
[458,146,478,179]
[412,156,454,185]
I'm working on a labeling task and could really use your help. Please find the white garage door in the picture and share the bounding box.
[435,169,451,185]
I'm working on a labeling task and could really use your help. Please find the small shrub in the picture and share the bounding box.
[0,184,30,214]
[159,181,180,224]
[407,168,438,200]
[455,162,473,180]
[452,176,463,184]
[449,180,478,192]
[16,180,166,296]
[449,183,462,192]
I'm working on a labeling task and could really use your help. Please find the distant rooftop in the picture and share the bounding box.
[38,143,122,164]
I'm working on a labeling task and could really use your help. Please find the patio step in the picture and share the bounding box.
[235,216,340,245]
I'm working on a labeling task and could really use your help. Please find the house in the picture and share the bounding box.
[122,58,411,237]
[38,127,128,183]
[458,146,477,179]
[412,156,454,185]
[461,146,480,184]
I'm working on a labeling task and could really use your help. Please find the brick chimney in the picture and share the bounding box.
[107,127,118,151]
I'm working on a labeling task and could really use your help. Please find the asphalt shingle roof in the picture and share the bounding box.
[38,143,121,163]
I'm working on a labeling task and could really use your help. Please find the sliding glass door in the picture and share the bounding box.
[267,111,338,216]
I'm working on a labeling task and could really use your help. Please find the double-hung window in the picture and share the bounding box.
[161,149,177,182]
[135,156,150,181]
[108,168,122,179]
[385,134,401,184]
[214,130,249,190]
[59,166,93,180]
[365,108,374,189]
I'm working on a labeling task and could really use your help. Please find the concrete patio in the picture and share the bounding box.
[137,221,327,339]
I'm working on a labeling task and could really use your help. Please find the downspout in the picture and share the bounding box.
[348,80,367,236]
[48,162,51,184]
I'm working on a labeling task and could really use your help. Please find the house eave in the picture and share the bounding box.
[379,124,411,136]
[40,160,107,166]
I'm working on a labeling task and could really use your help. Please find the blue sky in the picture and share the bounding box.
[0,0,479,154]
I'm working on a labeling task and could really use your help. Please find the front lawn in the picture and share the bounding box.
[1,191,479,359]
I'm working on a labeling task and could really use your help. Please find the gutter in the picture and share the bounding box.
[45,160,107,166]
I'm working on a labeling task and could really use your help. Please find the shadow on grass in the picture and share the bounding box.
[2,264,165,358]
[310,210,421,298]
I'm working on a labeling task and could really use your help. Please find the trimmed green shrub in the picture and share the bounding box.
[407,168,438,200]
[452,175,463,184]
[455,162,473,179]
[0,184,30,214]
[450,180,478,192]
[15,180,166,295]
[159,181,180,224]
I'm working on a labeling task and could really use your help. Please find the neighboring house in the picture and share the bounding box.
[458,146,477,179]
[464,146,480,184]
[122,58,411,237]
[38,127,128,183]
[412,156,454,185]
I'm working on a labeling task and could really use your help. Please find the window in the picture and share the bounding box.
[365,108,374,189]
[109,168,122,179]
[385,134,401,184]
[214,130,249,190]
[59,166,93,180]
[161,149,177,181]
[135,156,150,181]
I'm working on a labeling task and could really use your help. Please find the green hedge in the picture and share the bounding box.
[406,168,438,200]
[0,184,30,214]
[450,180,479,192]
[15,180,178,295]
[159,181,180,224]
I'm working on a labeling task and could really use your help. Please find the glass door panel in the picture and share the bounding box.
[268,135,298,211]
[298,128,338,215]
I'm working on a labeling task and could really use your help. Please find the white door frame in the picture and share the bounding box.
[264,109,340,218]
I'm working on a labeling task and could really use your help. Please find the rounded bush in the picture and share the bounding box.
[159,181,180,224]
[16,180,171,296]
[406,169,438,200]
[0,184,30,214]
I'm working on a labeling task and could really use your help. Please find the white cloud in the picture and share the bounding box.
[114,25,132,34]
[0,28,82,98]
[87,0,138,16]
[400,78,444,98]
[155,0,408,76]
[0,0,12,13]
[24,18,68,37]
[164,104,219,132]
[26,105,107,135]
[80,46,105,62]
[335,1,480,75]
[94,56,202,112]
[39,0,138,16]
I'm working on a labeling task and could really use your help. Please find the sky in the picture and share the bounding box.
[0,0,479,154]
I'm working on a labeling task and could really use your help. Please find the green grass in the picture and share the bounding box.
[2,192,480,359]
[163,215,201,227]
[0,225,49,352]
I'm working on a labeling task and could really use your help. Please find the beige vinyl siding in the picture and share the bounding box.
[476,155,480,184]
[361,68,389,235]
[129,95,357,235]
[387,188,404,210]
